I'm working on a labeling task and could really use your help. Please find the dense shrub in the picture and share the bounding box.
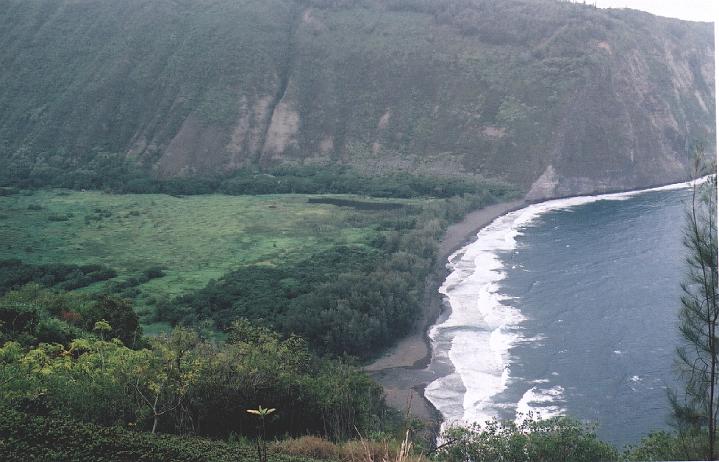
[158,243,423,359]
[0,302,39,344]
[35,317,83,345]
[0,406,317,462]
[624,430,708,461]
[0,322,390,441]
[82,295,142,346]
[438,416,619,462]
[216,167,509,199]
[0,259,117,296]
[0,285,140,348]
[106,266,166,297]
[273,436,340,460]
[273,434,431,462]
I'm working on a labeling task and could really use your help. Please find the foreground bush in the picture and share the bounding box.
[0,407,316,462]
[273,436,340,460]
[624,430,709,461]
[273,432,428,462]
[0,322,388,441]
[437,416,619,462]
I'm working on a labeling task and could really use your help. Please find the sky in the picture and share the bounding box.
[592,0,715,22]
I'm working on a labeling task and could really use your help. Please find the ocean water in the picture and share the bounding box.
[425,183,696,448]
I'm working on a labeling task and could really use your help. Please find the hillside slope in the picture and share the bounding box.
[0,0,714,198]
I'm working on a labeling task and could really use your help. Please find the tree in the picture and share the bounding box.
[83,295,141,347]
[670,163,718,460]
[127,327,201,434]
[0,302,38,344]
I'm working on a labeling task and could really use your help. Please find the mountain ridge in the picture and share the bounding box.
[0,0,714,199]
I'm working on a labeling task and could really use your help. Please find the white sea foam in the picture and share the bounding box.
[424,178,700,431]
[515,386,565,425]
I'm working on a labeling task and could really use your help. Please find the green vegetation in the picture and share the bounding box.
[247,406,277,462]
[3,402,716,462]
[0,306,642,462]
[0,407,319,462]
[0,283,408,457]
[0,275,716,461]
[0,0,712,192]
[669,165,719,460]
[0,0,714,459]
[3,173,713,462]
[1,154,509,199]
[0,288,390,441]
[0,284,141,347]
[0,189,414,302]
[623,430,714,461]
[0,259,116,295]
[0,175,517,456]
[0,185,514,358]
[436,415,719,461]
[438,417,619,462]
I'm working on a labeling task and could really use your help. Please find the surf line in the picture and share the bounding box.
[423,178,703,431]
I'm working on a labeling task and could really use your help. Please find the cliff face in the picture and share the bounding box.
[0,0,714,198]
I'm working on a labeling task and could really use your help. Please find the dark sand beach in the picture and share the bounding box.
[365,199,526,431]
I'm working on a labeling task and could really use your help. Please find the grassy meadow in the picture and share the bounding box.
[0,189,426,330]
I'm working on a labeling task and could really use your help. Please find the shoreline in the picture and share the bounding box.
[365,176,705,439]
[365,198,526,433]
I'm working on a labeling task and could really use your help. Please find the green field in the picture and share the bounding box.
[0,189,425,327]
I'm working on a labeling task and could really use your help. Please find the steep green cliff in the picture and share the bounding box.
[0,0,714,198]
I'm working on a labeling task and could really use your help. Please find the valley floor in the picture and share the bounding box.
[0,187,526,430]
[0,189,425,332]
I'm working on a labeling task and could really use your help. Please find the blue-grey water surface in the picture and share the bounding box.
[493,187,691,447]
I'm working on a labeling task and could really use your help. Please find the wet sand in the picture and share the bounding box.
[364,199,527,433]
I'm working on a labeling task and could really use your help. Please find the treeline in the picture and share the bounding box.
[154,191,509,359]
[0,286,393,443]
[1,151,512,199]
[0,259,116,295]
